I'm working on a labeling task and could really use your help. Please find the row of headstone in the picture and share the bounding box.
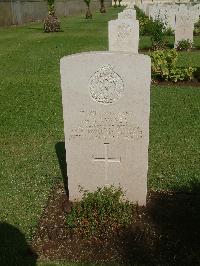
[60,3,151,206]
[147,3,200,30]
[140,2,199,46]
[109,4,139,53]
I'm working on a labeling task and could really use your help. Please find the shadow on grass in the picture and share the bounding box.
[55,141,69,197]
[0,222,37,266]
[118,186,200,265]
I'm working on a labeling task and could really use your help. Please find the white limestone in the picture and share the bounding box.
[108,19,139,53]
[118,9,137,20]
[175,14,194,47]
[60,51,151,205]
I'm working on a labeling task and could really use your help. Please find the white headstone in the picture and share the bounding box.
[108,19,139,53]
[175,14,194,47]
[126,0,135,9]
[60,51,151,205]
[118,9,137,21]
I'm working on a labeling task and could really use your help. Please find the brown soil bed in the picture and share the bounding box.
[32,183,200,265]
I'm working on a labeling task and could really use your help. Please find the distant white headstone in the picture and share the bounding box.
[118,9,136,20]
[175,14,194,47]
[108,19,139,53]
[60,51,151,205]
[126,0,135,9]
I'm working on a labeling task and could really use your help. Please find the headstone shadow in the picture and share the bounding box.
[0,222,38,266]
[118,182,200,265]
[55,141,69,197]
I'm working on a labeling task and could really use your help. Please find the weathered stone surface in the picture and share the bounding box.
[108,19,139,53]
[60,52,151,205]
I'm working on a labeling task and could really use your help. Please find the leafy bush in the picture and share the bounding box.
[194,18,200,36]
[176,39,193,51]
[66,186,134,238]
[150,19,166,50]
[135,6,152,36]
[150,49,196,82]
[135,6,167,49]
[163,27,174,36]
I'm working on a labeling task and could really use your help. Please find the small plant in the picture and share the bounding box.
[135,6,151,36]
[44,0,61,32]
[150,19,166,50]
[66,185,134,238]
[194,18,200,35]
[150,49,196,82]
[176,39,193,51]
[84,0,92,19]
[163,26,174,36]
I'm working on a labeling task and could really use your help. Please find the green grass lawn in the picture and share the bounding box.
[0,6,200,265]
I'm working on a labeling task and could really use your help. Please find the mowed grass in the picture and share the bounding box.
[0,7,123,240]
[0,6,200,249]
[149,86,200,192]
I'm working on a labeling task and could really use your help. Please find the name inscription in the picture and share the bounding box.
[69,111,142,141]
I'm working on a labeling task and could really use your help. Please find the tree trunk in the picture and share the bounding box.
[100,0,106,13]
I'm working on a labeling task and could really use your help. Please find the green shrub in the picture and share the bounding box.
[194,18,200,36]
[135,6,168,42]
[135,6,152,36]
[150,49,196,82]
[176,39,193,51]
[135,6,167,49]
[66,185,134,238]
[163,26,174,36]
[150,19,166,50]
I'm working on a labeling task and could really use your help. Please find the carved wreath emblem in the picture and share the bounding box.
[89,65,124,105]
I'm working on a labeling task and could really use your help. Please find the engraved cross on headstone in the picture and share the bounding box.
[92,143,121,181]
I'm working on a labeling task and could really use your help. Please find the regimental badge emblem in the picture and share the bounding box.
[89,64,124,105]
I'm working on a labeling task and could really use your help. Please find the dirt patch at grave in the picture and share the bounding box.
[32,183,200,265]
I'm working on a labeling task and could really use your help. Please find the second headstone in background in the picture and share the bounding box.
[108,19,139,53]
[118,8,136,20]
